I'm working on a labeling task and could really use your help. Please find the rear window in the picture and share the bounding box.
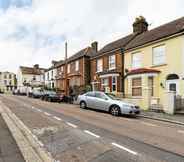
[85,92,95,97]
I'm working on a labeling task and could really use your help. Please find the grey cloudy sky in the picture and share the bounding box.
[0,0,183,72]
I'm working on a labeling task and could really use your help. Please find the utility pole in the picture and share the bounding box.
[65,42,68,95]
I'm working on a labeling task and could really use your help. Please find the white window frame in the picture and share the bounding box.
[109,55,116,70]
[152,45,166,66]
[97,59,103,72]
[75,60,79,71]
[67,64,70,73]
[132,52,142,69]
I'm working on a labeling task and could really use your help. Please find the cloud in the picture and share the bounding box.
[0,0,183,73]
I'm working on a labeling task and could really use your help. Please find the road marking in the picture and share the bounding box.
[84,130,100,138]
[66,122,78,128]
[112,143,138,155]
[32,106,35,109]
[141,121,157,127]
[53,116,62,121]
[178,130,184,134]
[38,141,44,147]
[44,112,51,116]
[37,109,42,112]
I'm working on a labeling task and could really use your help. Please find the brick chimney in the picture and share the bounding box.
[91,41,98,52]
[133,16,148,34]
[34,64,39,69]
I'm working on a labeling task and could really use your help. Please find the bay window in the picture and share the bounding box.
[132,78,142,96]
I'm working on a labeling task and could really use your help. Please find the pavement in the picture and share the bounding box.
[140,110,184,125]
[0,94,184,162]
[0,114,25,162]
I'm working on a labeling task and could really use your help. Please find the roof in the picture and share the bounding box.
[20,66,45,75]
[125,68,161,76]
[55,60,65,67]
[55,47,96,67]
[67,47,96,63]
[92,34,137,58]
[125,17,184,50]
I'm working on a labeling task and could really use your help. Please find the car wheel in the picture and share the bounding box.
[80,101,87,109]
[110,106,121,116]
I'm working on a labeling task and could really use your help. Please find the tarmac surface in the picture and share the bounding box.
[1,94,184,162]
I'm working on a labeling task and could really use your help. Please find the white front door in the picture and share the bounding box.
[166,79,179,94]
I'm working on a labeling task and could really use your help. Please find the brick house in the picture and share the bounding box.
[56,42,97,95]
[90,35,137,94]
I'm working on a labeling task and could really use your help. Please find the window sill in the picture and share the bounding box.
[151,64,167,68]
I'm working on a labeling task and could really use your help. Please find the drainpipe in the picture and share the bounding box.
[120,48,125,94]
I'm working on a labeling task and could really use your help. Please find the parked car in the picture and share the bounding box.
[41,91,61,102]
[31,88,43,98]
[77,91,140,116]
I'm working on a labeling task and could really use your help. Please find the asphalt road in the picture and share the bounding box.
[0,94,184,162]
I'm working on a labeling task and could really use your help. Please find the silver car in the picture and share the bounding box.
[78,91,140,116]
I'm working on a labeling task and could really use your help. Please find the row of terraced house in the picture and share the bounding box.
[17,16,184,113]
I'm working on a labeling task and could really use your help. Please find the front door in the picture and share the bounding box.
[166,80,179,94]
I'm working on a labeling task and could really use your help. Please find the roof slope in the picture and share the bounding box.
[125,16,184,50]
[20,66,45,75]
[67,47,96,63]
[92,34,137,58]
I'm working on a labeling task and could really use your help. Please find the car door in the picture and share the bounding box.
[94,92,109,111]
[85,92,96,108]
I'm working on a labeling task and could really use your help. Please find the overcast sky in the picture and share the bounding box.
[0,0,183,73]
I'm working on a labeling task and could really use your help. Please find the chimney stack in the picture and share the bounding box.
[133,16,148,34]
[91,41,98,52]
[34,64,39,69]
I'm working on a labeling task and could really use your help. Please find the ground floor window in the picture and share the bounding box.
[112,76,117,92]
[148,76,154,96]
[132,77,142,96]
[101,78,109,91]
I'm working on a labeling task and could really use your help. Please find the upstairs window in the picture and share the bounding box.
[75,60,79,71]
[153,45,166,65]
[132,52,142,69]
[97,59,103,72]
[67,64,70,73]
[109,55,116,70]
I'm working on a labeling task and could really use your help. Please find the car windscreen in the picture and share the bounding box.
[105,93,118,100]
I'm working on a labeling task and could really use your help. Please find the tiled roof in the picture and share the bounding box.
[55,47,96,67]
[67,47,96,63]
[20,66,45,75]
[126,68,161,76]
[125,17,184,50]
[92,34,137,58]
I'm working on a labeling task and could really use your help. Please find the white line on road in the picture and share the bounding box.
[31,106,35,109]
[44,112,51,116]
[38,141,44,147]
[141,121,157,127]
[66,122,78,128]
[37,109,42,112]
[112,143,138,155]
[177,130,184,134]
[53,116,62,121]
[84,130,100,138]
